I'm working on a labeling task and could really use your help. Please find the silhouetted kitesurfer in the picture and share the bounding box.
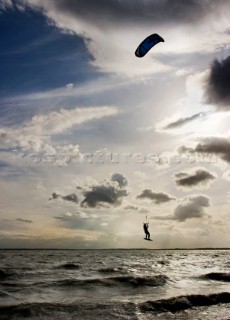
[143,222,150,240]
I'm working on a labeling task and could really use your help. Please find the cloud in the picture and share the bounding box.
[175,168,215,189]
[111,173,128,188]
[178,137,230,164]
[81,184,127,208]
[49,173,128,210]
[50,192,60,200]
[124,205,139,211]
[223,170,230,181]
[205,56,230,110]
[50,192,78,203]
[137,189,175,204]
[153,195,210,222]
[80,173,128,208]
[16,218,33,223]
[25,0,229,28]
[55,211,92,226]
[174,195,210,221]
[54,208,122,233]
[0,106,118,152]
[0,0,12,11]
[65,83,74,89]
[54,210,119,235]
[0,218,33,232]
[164,112,205,129]
[194,137,230,163]
[62,194,78,202]
[22,106,118,136]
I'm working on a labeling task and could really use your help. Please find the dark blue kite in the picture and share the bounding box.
[135,34,164,58]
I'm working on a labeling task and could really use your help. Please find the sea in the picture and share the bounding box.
[0,249,230,320]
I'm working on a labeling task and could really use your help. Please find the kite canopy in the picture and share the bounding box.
[135,33,164,58]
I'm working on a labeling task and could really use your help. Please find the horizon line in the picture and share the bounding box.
[0,247,229,250]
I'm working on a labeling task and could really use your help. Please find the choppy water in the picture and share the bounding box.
[0,249,230,319]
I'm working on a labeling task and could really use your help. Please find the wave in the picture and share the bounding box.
[54,263,80,270]
[139,292,230,313]
[157,260,169,265]
[98,267,126,274]
[0,301,138,320]
[1,292,229,319]
[56,274,168,288]
[0,274,167,289]
[0,303,77,320]
[200,272,230,282]
[0,269,13,280]
[0,290,10,297]
[0,268,32,281]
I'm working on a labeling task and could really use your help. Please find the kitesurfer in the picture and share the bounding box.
[143,222,150,240]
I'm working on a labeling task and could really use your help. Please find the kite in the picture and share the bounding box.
[135,33,164,58]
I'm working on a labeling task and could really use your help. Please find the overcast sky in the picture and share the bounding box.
[0,0,230,249]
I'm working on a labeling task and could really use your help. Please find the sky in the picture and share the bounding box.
[0,0,230,249]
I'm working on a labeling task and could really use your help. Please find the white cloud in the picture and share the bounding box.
[2,76,140,105]
[65,83,74,89]
[223,170,230,182]
[27,106,118,135]
[0,106,118,152]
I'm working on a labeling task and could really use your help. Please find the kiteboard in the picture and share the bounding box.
[143,238,153,241]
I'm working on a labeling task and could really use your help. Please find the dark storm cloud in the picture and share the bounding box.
[153,195,210,222]
[111,173,128,188]
[195,138,230,163]
[80,173,128,208]
[175,169,215,188]
[49,192,78,203]
[81,185,127,208]
[179,137,230,163]
[49,173,128,209]
[137,189,175,204]
[205,56,230,110]
[164,113,204,129]
[16,218,32,223]
[45,0,229,27]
